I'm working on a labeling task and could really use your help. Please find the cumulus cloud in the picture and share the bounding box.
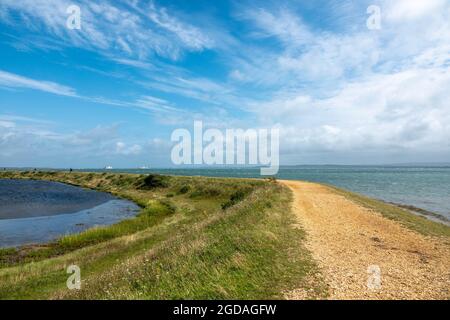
[230,0,450,163]
[115,141,142,155]
[0,118,150,166]
[253,66,450,159]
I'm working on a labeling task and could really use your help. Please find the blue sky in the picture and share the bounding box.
[0,0,449,168]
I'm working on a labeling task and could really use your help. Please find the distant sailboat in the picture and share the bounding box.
[139,165,149,169]
[105,166,113,170]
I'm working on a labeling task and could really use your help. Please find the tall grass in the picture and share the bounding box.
[0,171,263,267]
[0,171,326,299]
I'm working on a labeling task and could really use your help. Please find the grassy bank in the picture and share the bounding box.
[0,171,326,299]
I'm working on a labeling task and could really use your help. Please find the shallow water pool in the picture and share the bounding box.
[0,179,140,248]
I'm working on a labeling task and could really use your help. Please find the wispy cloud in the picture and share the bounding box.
[0,70,77,96]
[110,58,154,70]
[131,1,214,51]
[134,95,182,113]
[385,0,447,22]
[0,0,214,61]
[1,0,449,165]
[0,69,184,120]
[0,114,54,125]
[239,7,313,47]
[231,6,380,88]
[0,69,188,115]
[0,0,241,112]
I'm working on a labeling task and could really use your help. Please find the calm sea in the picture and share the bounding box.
[81,166,450,220]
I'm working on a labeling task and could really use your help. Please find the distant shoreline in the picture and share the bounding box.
[2,163,450,171]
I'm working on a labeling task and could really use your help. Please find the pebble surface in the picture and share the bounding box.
[282,180,450,300]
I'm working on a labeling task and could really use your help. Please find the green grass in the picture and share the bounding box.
[0,171,326,300]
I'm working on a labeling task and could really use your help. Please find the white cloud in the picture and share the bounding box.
[233,6,383,87]
[1,1,449,165]
[239,8,313,46]
[135,95,182,113]
[0,70,77,96]
[0,0,214,61]
[145,2,214,51]
[0,120,15,128]
[0,70,187,115]
[225,1,450,163]
[115,141,142,155]
[254,66,450,157]
[229,69,247,82]
[231,0,449,90]
[111,58,154,70]
[385,0,447,22]
[0,119,149,164]
[140,73,233,106]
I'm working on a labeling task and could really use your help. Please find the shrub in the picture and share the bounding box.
[178,185,190,194]
[221,190,248,210]
[139,174,169,190]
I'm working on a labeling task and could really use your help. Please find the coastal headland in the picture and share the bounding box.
[0,171,448,299]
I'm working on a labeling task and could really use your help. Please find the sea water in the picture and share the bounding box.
[84,166,450,220]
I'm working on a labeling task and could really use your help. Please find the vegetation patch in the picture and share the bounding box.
[0,170,326,299]
[177,185,190,195]
[221,189,250,210]
[138,174,169,190]
[189,186,223,199]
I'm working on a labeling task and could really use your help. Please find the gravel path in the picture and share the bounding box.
[282,180,450,300]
